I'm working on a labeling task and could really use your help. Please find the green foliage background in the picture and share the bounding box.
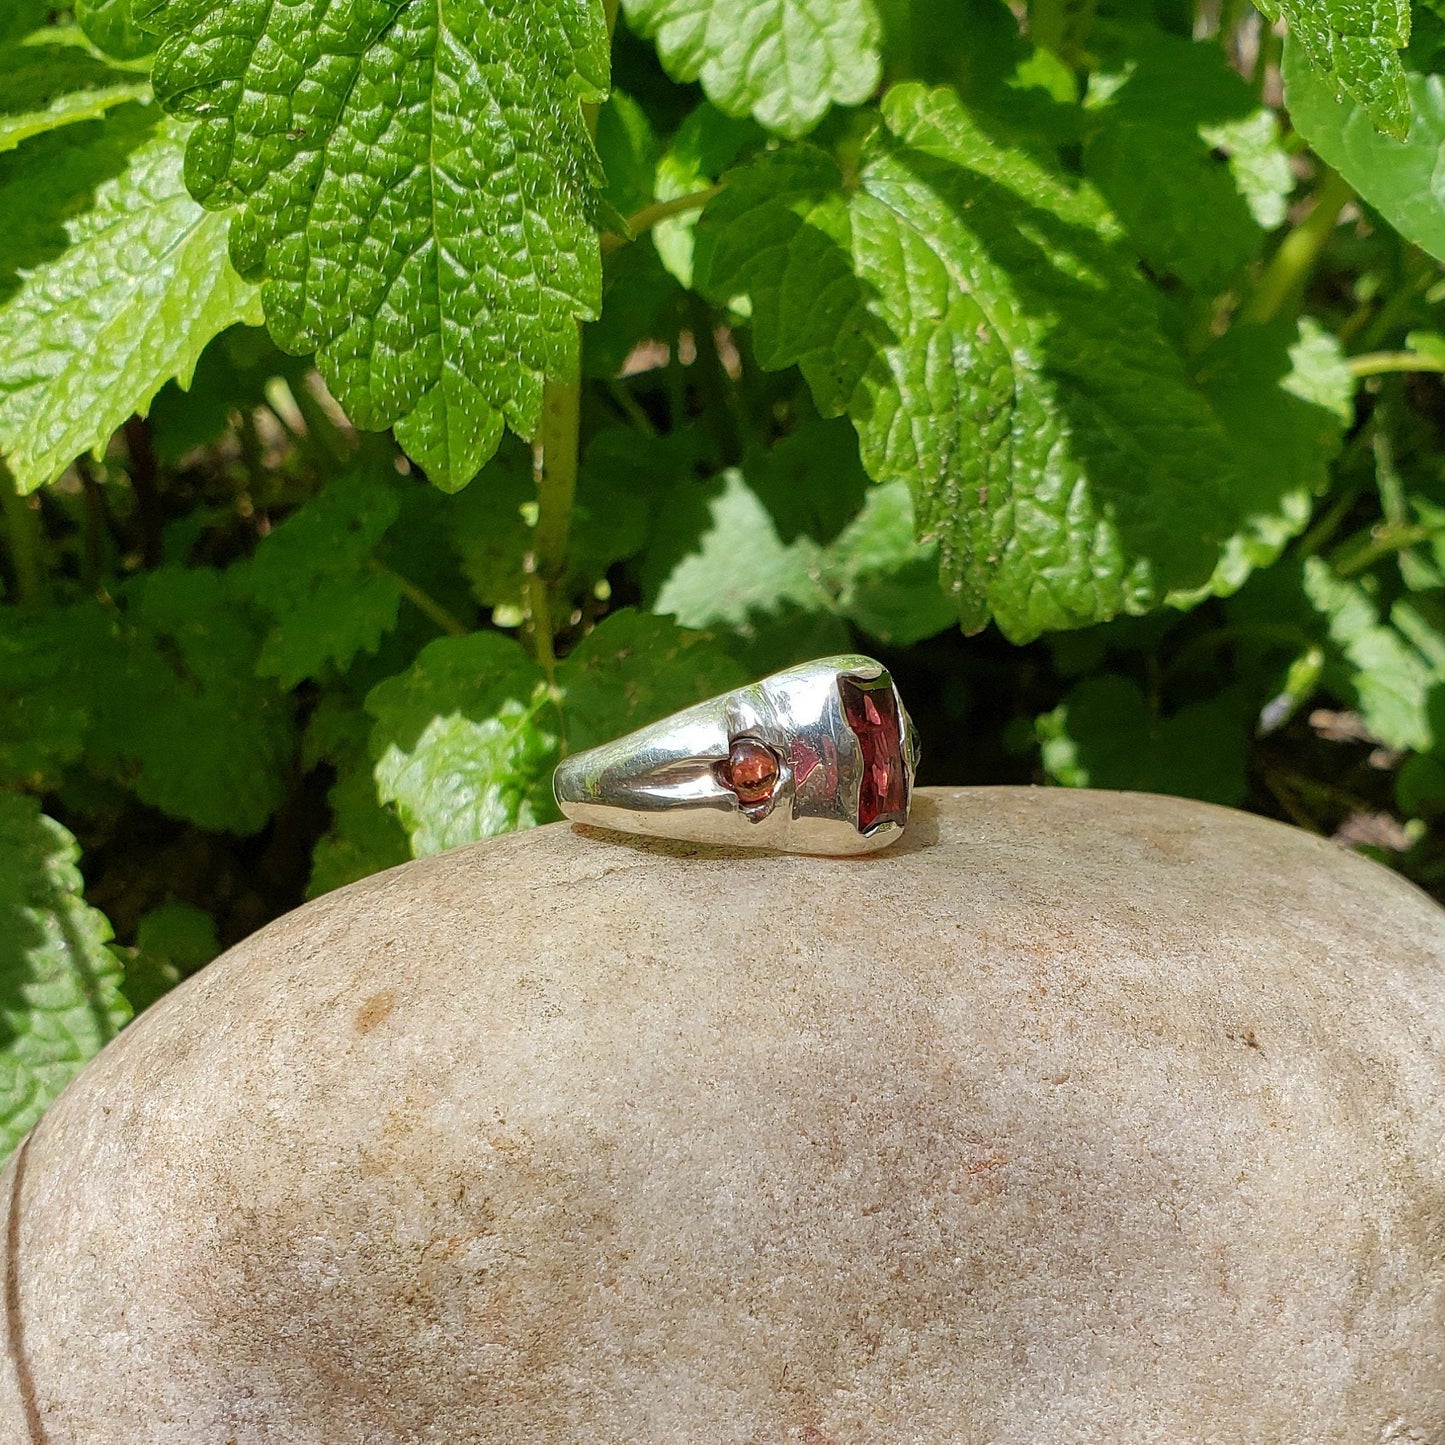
[6,0,1445,1159]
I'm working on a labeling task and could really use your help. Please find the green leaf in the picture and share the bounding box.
[653,101,761,289]
[746,410,870,545]
[621,0,883,138]
[1182,318,1354,601]
[583,235,688,377]
[0,109,262,494]
[90,567,295,835]
[136,0,612,491]
[641,459,951,650]
[365,610,744,853]
[555,608,749,753]
[367,632,558,856]
[0,792,130,1161]
[1259,0,1411,139]
[146,324,301,466]
[1083,29,1289,287]
[123,900,217,1014]
[309,761,414,897]
[597,89,661,220]
[823,480,955,645]
[1203,109,1296,232]
[303,700,411,898]
[646,468,833,631]
[238,467,406,688]
[0,601,117,790]
[1037,674,1253,805]
[75,0,157,61]
[1283,36,1445,262]
[0,27,151,153]
[447,439,539,615]
[696,85,1243,642]
[448,431,657,618]
[1302,556,1439,751]
[0,1,52,48]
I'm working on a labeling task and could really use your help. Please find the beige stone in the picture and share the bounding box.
[3,787,1444,1443]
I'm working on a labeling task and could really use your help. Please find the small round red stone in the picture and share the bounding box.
[718,739,780,805]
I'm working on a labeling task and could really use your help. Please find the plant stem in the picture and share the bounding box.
[1348,351,1445,378]
[1295,476,1366,559]
[601,186,724,254]
[1332,523,1435,578]
[77,458,108,590]
[523,570,559,684]
[123,416,165,568]
[1,462,44,608]
[525,0,617,680]
[533,379,582,585]
[606,378,659,436]
[1351,250,1436,351]
[368,559,469,637]
[1244,168,1353,325]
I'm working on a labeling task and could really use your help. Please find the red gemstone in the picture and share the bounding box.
[839,675,908,833]
[717,738,781,808]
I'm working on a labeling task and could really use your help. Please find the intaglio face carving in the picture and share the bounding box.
[553,657,920,855]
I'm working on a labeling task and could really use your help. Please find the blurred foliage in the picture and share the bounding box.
[5,0,1445,1154]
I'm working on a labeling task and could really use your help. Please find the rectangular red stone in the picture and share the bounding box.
[839,675,908,834]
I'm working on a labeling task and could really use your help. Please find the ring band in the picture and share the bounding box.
[552,655,919,855]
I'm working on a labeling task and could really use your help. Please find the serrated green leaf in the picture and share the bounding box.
[0,1,51,48]
[1260,0,1411,139]
[747,410,870,545]
[653,101,761,289]
[367,632,558,855]
[639,433,949,652]
[555,608,749,753]
[646,468,833,630]
[1083,29,1287,287]
[696,84,1243,642]
[238,468,406,688]
[1302,555,1439,751]
[0,109,262,494]
[304,701,411,898]
[1284,36,1445,262]
[0,601,118,790]
[146,323,300,465]
[365,609,744,853]
[823,480,954,645]
[90,567,295,834]
[447,439,537,614]
[309,761,414,897]
[1202,109,1295,232]
[597,89,661,219]
[1037,674,1253,805]
[622,0,883,138]
[0,28,150,153]
[0,792,130,1161]
[75,0,157,61]
[123,900,216,1014]
[1181,318,1354,601]
[137,0,612,490]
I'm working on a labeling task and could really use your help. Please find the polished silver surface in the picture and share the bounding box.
[553,655,919,855]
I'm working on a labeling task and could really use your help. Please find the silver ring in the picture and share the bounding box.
[553,655,919,855]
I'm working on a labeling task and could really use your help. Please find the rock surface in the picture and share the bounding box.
[3,788,1444,1443]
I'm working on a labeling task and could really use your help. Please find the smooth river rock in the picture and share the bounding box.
[3,788,1444,1443]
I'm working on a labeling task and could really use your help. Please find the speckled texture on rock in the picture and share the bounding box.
[3,788,1444,1444]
